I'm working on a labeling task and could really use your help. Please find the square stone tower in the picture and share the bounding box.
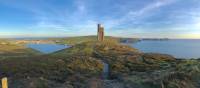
[97,24,104,41]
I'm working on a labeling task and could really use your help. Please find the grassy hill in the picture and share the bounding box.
[0,40,41,58]
[48,36,140,45]
[0,40,200,88]
[51,41,200,88]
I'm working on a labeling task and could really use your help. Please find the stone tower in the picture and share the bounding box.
[97,24,104,41]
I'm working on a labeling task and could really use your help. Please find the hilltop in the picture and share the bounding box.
[51,40,200,88]
[48,36,140,45]
[0,40,200,88]
[51,40,175,72]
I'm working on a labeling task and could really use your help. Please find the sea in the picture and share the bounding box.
[26,39,200,59]
[26,44,69,54]
[131,39,200,59]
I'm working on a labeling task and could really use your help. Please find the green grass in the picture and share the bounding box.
[0,40,200,88]
[0,41,41,58]
[0,55,103,88]
[51,41,200,88]
[48,36,139,45]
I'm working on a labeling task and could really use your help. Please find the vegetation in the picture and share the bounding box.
[48,36,139,45]
[0,40,41,58]
[0,39,200,88]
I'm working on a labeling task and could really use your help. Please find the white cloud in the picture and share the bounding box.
[104,0,177,28]
[76,0,87,14]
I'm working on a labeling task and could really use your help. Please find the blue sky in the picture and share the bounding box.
[0,0,200,38]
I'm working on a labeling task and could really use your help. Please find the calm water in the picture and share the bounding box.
[131,39,200,59]
[26,44,69,54]
[102,62,109,79]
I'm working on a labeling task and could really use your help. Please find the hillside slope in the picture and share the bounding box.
[48,36,140,45]
[0,40,41,58]
[0,41,200,88]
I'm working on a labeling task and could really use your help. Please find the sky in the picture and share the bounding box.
[0,0,200,38]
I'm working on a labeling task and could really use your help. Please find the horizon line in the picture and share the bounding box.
[1,35,200,40]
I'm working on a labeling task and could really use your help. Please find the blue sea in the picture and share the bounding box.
[26,44,69,54]
[131,39,200,59]
[26,39,200,58]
